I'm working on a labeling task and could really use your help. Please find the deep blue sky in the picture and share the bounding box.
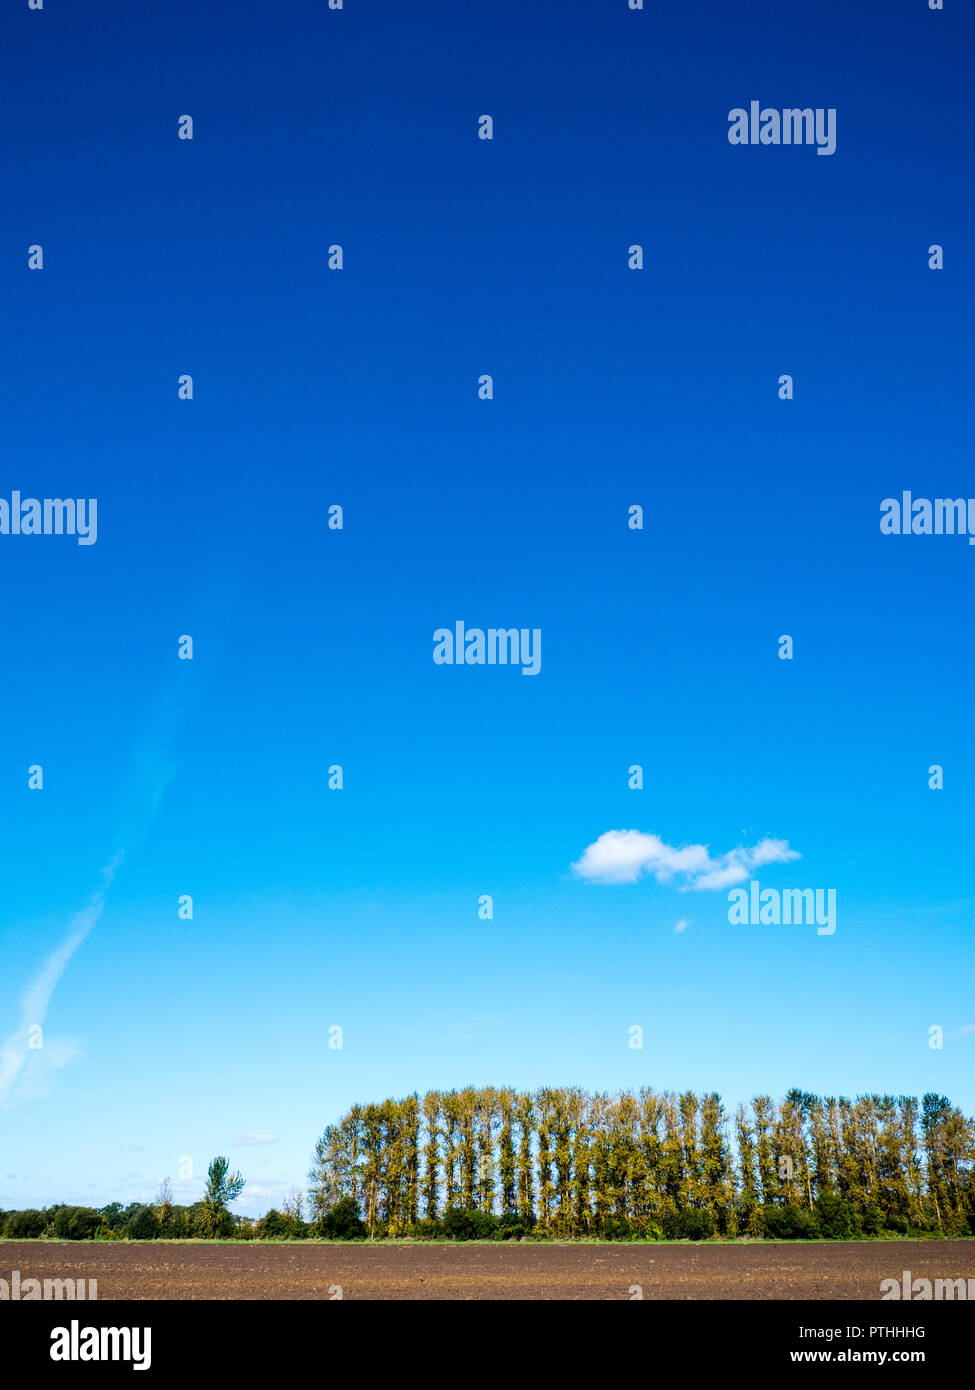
[1,0,973,1215]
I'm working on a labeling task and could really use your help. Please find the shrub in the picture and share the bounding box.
[53,1207,103,1241]
[938,1208,970,1239]
[318,1197,367,1241]
[257,1208,290,1239]
[442,1206,499,1241]
[3,1209,47,1239]
[97,1203,126,1231]
[497,1213,530,1241]
[405,1219,446,1240]
[671,1209,715,1241]
[761,1205,819,1240]
[601,1216,637,1241]
[885,1215,909,1235]
[126,1206,160,1241]
[814,1192,854,1240]
[859,1205,884,1237]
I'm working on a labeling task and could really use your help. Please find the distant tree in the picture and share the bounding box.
[762,1205,819,1240]
[441,1091,461,1210]
[668,1208,714,1241]
[4,1208,47,1238]
[257,1209,289,1239]
[53,1207,103,1240]
[402,1093,421,1227]
[814,1190,854,1239]
[752,1096,779,1206]
[281,1188,307,1237]
[699,1093,731,1231]
[421,1091,441,1219]
[443,1205,498,1241]
[458,1087,479,1211]
[126,1206,160,1240]
[155,1179,174,1237]
[496,1088,517,1216]
[200,1156,245,1236]
[477,1086,498,1215]
[319,1196,366,1240]
[535,1090,556,1231]
[98,1202,125,1231]
[515,1092,535,1223]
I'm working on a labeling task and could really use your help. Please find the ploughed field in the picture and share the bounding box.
[3,1240,973,1300]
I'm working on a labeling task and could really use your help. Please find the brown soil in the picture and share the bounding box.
[3,1239,973,1300]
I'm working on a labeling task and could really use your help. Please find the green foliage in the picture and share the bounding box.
[256,1209,290,1239]
[197,1156,245,1237]
[815,1191,854,1239]
[601,1215,638,1241]
[126,1206,160,1240]
[665,1208,715,1241]
[859,1204,884,1236]
[204,1156,245,1208]
[97,1202,126,1230]
[497,1212,531,1240]
[442,1206,499,1240]
[53,1207,103,1240]
[405,1218,447,1240]
[318,1196,367,1240]
[3,1208,47,1238]
[761,1205,820,1240]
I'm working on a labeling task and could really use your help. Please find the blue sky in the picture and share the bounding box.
[1,0,973,1216]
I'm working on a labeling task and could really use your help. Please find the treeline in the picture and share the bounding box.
[307,1087,975,1240]
[1,1156,253,1243]
[0,1199,311,1243]
[5,1094,973,1244]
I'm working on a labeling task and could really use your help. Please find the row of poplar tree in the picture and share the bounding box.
[307,1088,975,1238]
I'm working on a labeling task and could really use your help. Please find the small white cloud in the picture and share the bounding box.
[232,1132,278,1146]
[674,918,691,933]
[953,1024,975,1039]
[571,829,799,891]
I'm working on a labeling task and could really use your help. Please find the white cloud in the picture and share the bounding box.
[571,830,799,890]
[674,918,691,933]
[233,1132,278,1146]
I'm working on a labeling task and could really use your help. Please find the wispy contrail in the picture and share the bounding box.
[0,670,200,1108]
[0,856,122,1106]
[0,569,238,1110]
